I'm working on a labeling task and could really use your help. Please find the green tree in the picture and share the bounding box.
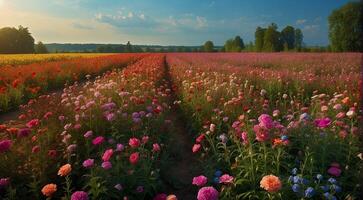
[125,41,132,52]
[255,27,266,52]
[0,26,35,54]
[34,41,48,53]
[233,35,245,51]
[294,28,303,51]
[263,23,281,52]
[328,1,363,52]
[281,25,295,50]
[202,40,214,52]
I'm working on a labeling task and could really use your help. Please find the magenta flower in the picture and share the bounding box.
[17,128,31,138]
[253,125,269,142]
[314,117,331,128]
[102,149,114,161]
[192,175,208,187]
[197,186,219,200]
[82,159,94,168]
[0,178,10,188]
[92,136,105,146]
[71,191,89,200]
[102,161,112,170]
[219,174,234,184]
[327,163,341,177]
[258,114,274,129]
[129,138,140,148]
[0,139,12,153]
[153,193,167,200]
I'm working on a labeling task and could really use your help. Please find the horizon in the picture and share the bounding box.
[0,0,353,46]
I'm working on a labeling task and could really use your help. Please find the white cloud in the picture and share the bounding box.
[296,19,307,25]
[303,24,320,33]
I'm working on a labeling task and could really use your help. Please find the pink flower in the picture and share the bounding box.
[32,145,40,153]
[196,134,205,143]
[314,117,331,128]
[240,131,249,145]
[92,136,105,145]
[219,174,234,184]
[82,159,94,168]
[192,144,201,153]
[84,130,93,138]
[258,114,274,129]
[0,139,12,153]
[152,143,161,152]
[17,128,31,138]
[102,161,112,170]
[142,135,149,144]
[197,186,219,200]
[102,149,114,161]
[327,163,341,177]
[71,191,88,200]
[253,125,269,142]
[192,175,208,187]
[129,152,140,165]
[116,143,124,151]
[129,138,140,148]
[26,119,40,128]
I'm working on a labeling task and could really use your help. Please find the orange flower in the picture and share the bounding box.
[341,97,350,104]
[260,175,282,193]
[41,183,57,197]
[58,164,71,176]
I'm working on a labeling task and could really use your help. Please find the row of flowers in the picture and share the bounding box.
[0,54,179,199]
[166,53,362,199]
[0,53,145,112]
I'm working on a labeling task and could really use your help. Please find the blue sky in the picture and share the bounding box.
[0,0,353,45]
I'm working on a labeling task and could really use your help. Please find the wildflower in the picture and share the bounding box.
[67,144,77,153]
[129,138,140,148]
[114,184,123,191]
[218,134,227,143]
[291,184,300,193]
[197,186,219,200]
[291,168,298,175]
[17,128,31,138]
[253,125,269,142]
[258,114,274,129]
[328,178,337,184]
[84,130,93,138]
[129,152,140,165]
[58,164,71,176]
[142,135,149,144]
[192,144,201,153]
[102,161,112,170]
[136,186,144,193]
[314,117,331,128]
[26,119,40,128]
[346,110,355,118]
[260,175,282,193]
[192,175,208,187]
[0,178,10,188]
[210,124,216,132]
[32,145,40,153]
[41,183,57,197]
[71,191,89,200]
[214,170,222,177]
[219,174,233,184]
[0,139,12,153]
[48,150,57,158]
[304,187,315,198]
[116,143,124,151]
[102,149,114,161]
[82,159,94,168]
[92,136,105,145]
[196,134,205,143]
[327,163,341,177]
[316,174,323,181]
[153,143,161,152]
[323,192,337,200]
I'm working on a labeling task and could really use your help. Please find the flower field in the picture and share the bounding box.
[0,53,362,200]
[0,54,144,112]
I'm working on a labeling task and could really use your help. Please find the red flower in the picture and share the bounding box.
[129,152,140,165]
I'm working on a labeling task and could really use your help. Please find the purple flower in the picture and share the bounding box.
[314,117,331,128]
[71,191,89,200]
[105,113,116,121]
[114,184,123,191]
[0,139,12,153]
[102,161,112,170]
[17,128,31,138]
[101,102,116,111]
[132,112,140,118]
[82,159,94,168]
[116,143,124,151]
[84,130,93,138]
[0,178,10,188]
[136,186,144,193]
[197,186,219,200]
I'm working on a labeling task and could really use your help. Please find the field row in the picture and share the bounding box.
[0,53,362,200]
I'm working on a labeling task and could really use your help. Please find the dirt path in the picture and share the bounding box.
[161,56,202,199]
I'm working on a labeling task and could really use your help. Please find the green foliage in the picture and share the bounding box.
[223,36,245,52]
[328,1,363,52]
[294,28,303,51]
[34,41,49,54]
[281,26,295,50]
[263,23,281,52]
[255,27,266,52]
[0,26,35,54]
[202,40,215,52]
